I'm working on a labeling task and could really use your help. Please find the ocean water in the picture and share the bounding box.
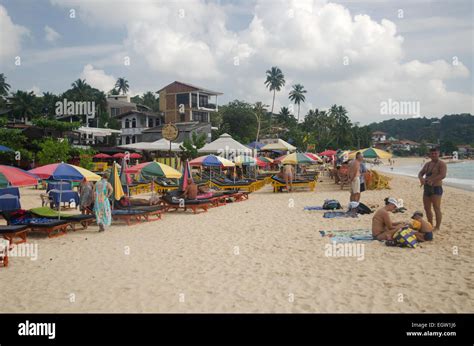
[377,160,474,191]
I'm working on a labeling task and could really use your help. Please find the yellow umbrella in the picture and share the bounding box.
[348,148,393,159]
[73,165,102,181]
[109,162,125,201]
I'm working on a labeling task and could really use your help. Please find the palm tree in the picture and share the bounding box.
[115,77,129,95]
[264,66,285,130]
[71,79,91,100]
[12,90,37,122]
[142,91,156,109]
[253,101,268,147]
[0,73,11,96]
[289,84,307,123]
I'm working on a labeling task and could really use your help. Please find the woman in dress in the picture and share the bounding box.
[94,172,113,232]
[78,178,93,214]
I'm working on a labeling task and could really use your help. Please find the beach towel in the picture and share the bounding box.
[319,229,373,243]
[304,206,324,211]
[323,211,358,218]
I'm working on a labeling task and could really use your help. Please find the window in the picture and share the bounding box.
[125,136,131,144]
[125,119,130,128]
[180,112,186,122]
[132,136,136,143]
[199,94,209,107]
[192,111,209,122]
[111,108,120,117]
[191,93,197,107]
[176,93,189,108]
[132,118,137,128]
[148,117,155,127]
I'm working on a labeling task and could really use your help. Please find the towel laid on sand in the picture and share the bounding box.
[323,211,358,218]
[304,206,324,211]
[319,229,373,243]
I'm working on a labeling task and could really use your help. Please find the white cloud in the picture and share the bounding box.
[28,44,122,65]
[80,64,116,92]
[48,0,474,122]
[44,25,61,43]
[0,5,29,63]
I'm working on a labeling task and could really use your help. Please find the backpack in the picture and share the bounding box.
[356,202,372,215]
[393,227,419,248]
[323,199,342,210]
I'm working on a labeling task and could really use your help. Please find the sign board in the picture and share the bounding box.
[162,123,179,141]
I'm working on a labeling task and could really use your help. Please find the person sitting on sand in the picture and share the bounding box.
[283,164,294,192]
[372,197,406,240]
[410,211,434,242]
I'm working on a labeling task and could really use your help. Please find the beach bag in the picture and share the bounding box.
[356,202,372,215]
[393,227,419,248]
[323,199,342,210]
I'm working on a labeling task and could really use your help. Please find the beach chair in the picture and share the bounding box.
[29,207,96,231]
[2,210,71,238]
[0,225,29,245]
[270,176,317,192]
[123,205,164,222]
[112,209,148,225]
[161,191,212,214]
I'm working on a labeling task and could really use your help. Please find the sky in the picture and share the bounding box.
[0,0,472,125]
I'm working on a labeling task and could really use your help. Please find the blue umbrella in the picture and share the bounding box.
[0,145,14,152]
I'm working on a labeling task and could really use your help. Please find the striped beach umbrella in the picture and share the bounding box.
[189,155,235,167]
[258,156,274,164]
[349,148,392,159]
[275,152,318,165]
[93,153,112,159]
[0,165,38,187]
[234,155,266,167]
[29,163,101,181]
[179,160,193,191]
[0,145,14,152]
[125,161,182,178]
[304,153,323,162]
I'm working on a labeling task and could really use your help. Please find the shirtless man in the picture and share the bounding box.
[348,152,363,202]
[372,197,406,240]
[418,147,447,230]
[183,181,198,200]
[283,164,294,192]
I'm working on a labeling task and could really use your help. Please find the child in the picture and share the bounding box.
[410,211,434,242]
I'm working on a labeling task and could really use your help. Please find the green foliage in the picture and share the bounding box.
[179,132,207,161]
[115,78,129,95]
[0,128,28,150]
[0,73,11,96]
[288,83,307,122]
[33,118,81,133]
[70,147,96,170]
[36,138,71,165]
[217,100,257,144]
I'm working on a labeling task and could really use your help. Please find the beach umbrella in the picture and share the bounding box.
[93,153,112,159]
[349,148,392,159]
[304,153,323,162]
[189,155,235,167]
[0,145,14,153]
[179,160,193,191]
[319,150,337,157]
[125,161,182,178]
[234,155,266,167]
[129,153,142,159]
[258,156,274,164]
[275,153,319,165]
[29,163,101,181]
[109,162,125,201]
[112,153,126,159]
[0,165,39,187]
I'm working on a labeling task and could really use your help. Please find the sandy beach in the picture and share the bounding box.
[1,162,473,313]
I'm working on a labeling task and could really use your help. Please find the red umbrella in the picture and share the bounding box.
[113,153,126,159]
[319,150,337,157]
[0,165,38,187]
[93,153,112,159]
[129,153,142,159]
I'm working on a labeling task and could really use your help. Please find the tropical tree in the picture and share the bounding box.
[40,92,59,119]
[253,101,268,145]
[179,132,207,161]
[115,77,129,95]
[36,138,71,165]
[264,66,285,129]
[70,79,90,100]
[275,106,297,129]
[0,73,11,96]
[289,83,307,123]
[11,90,37,121]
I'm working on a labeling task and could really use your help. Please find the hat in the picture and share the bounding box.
[411,210,423,219]
[387,197,403,208]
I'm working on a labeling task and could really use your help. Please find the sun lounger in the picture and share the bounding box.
[0,225,28,245]
[123,205,164,221]
[270,175,317,192]
[210,179,257,192]
[161,192,212,214]
[112,209,148,225]
[2,210,71,238]
[29,207,96,231]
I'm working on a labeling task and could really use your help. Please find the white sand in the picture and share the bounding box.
[1,172,473,313]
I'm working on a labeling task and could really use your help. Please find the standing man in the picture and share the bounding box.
[418,148,447,230]
[348,152,363,202]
